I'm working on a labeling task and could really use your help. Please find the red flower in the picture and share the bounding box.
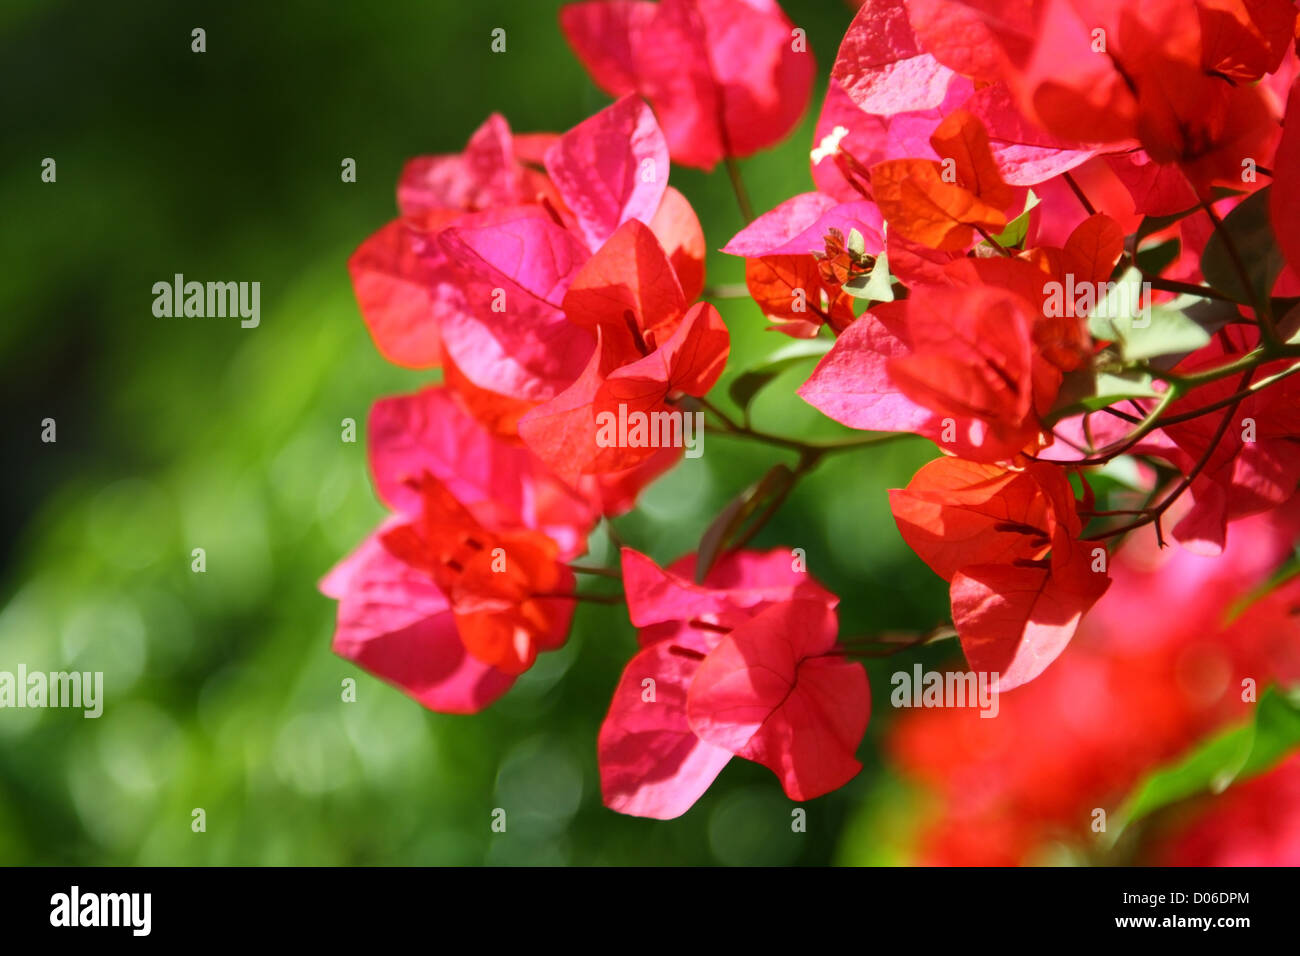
[321,526,517,715]
[349,96,707,430]
[381,476,575,675]
[348,113,551,369]
[322,388,595,708]
[724,194,885,259]
[598,549,867,818]
[887,501,1300,864]
[743,254,857,338]
[519,220,729,479]
[1154,328,1300,554]
[366,387,600,555]
[325,0,1300,860]
[891,456,1110,688]
[903,0,1289,196]
[1148,753,1300,865]
[869,109,1015,251]
[560,0,815,169]
[820,0,1097,206]
[723,193,884,337]
[798,214,1123,462]
[1273,79,1300,282]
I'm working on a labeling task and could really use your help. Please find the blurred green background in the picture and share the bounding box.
[0,0,951,864]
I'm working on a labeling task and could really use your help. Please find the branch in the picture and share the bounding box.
[1085,369,1254,543]
[724,156,755,223]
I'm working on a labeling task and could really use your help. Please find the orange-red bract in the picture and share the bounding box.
[744,255,856,337]
[887,284,1046,459]
[562,219,688,365]
[891,456,1109,689]
[381,475,575,675]
[871,110,1012,249]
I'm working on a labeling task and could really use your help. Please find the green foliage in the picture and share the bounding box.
[1201,187,1285,306]
[0,0,892,867]
[843,251,894,302]
[1107,686,1300,846]
[728,340,830,414]
[1050,366,1160,422]
[987,189,1040,249]
[1089,270,1211,361]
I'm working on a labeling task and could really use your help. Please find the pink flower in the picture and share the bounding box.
[350,95,706,424]
[321,387,598,710]
[560,0,815,169]
[517,218,730,480]
[320,525,517,714]
[598,548,868,818]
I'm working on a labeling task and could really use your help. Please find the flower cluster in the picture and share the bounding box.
[888,501,1300,864]
[324,0,1300,823]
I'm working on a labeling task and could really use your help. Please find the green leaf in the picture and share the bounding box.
[846,228,866,258]
[1122,303,1213,361]
[694,464,796,583]
[1086,267,1142,340]
[1087,370,1161,408]
[1180,295,1242,338]
[843,252,894,302]
[1050,365,1160,421]
[1280,302,1300,345]
[1201,187,1284,306]
[1135,204,1199,247]
[727,340,831,413]
[1135,238,1179,276]
[1107,685,1300,844]
[1093,454,1148,492]
[988,188,1040,248]
[1089,269,1211,361]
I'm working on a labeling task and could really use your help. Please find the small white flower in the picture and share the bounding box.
[811,125,850,165]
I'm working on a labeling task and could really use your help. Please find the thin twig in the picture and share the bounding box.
[568,563,621,580]
[535,590,625,605]
[1063,171,1098,217]
[1085,369,1253,543]
[702,283,751,300]
[724,156,755,223]
[692,395,907,456]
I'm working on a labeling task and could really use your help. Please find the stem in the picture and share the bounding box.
[1043,384,1181,462]
[1139,350,1263,389]
[1100,406,1142,426]
[975,224,1012,256]
[1052,428,1094,457]
[702,283,751,300]
[1155,360,1300,427]
[1085,369,1253,543]
[1082,412,1097,451]
[724,156,755,223]
[837,625,958,657]
[535,590,625,605]
[1063,171,1098,217]
[726,446,825,555]
[693,395,907,456]
[1140,339,1300,390]
[602,516,628,551]
[567,563,621,580]
[1144,273,1234,303]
